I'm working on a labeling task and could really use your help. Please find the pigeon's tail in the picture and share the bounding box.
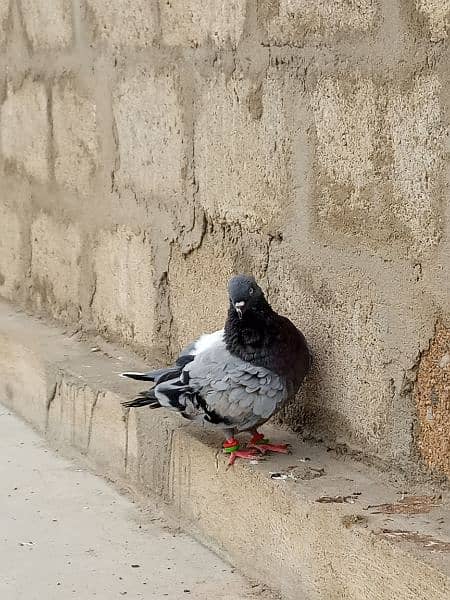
[120,366,180,382]
[122,388,161,410]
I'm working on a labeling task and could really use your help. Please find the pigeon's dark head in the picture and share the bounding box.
[227,275,264,319]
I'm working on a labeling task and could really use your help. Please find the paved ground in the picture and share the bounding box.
[0,408,273,600]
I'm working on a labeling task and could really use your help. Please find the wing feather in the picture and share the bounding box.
[183,342,287,430]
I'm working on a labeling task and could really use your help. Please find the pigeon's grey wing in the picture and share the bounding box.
[184,344,287,431]
[122,330,225,384]
[135,330,226,383]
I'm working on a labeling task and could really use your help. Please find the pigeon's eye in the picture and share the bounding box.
[249,287,254,295]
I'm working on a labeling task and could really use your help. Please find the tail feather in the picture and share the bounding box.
[121,363,194,415]
[121,369,163,382]
[122,389,161,409]
[121,366,181,383]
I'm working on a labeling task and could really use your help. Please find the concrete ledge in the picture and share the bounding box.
[0,300,448,600]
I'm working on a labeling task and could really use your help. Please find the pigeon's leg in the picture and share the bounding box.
[249,430,269,445]
[222,436,240,453]
[223,433,259,466]
[247,429,290,455]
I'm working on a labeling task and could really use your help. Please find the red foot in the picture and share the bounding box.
[227,449,259,466]
[249,432,268,445]
[248,443,290,455]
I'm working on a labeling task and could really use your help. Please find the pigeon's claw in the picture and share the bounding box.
[227,449,260,466]
[247,431,290,455]
[247,442,290,455]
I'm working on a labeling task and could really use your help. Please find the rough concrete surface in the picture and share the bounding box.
[87,0,159,47]
[91,227,158,350]
[0,202,27,297]
[0,0,449,483]
[20,0,73,50]
[113,67,186,208]
[0,301,448,600]
[194,67,291,234]
[312,74,444,251]
[160,0,246,48]
[0,1,9,47]
[416,0,450,41]
[265,0,378,44]
[30,213,82,321]
[53,78,98,196]
[168,225,269,349]
[1,78,49,182]
[0,409,273,600]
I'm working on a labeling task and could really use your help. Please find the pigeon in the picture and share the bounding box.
[121,275,312,464]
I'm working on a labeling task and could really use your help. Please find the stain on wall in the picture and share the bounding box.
[416,323,450,477]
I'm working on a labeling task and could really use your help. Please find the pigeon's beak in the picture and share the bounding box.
[234,301,245,319]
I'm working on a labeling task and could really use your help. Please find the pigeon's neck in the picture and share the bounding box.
[224,301,275,368]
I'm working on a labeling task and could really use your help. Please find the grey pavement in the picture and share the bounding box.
[0,407,273,600]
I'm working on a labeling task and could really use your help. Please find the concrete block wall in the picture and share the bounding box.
[0,1,448,478]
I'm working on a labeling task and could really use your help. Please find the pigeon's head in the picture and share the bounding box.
[227,275,264,319]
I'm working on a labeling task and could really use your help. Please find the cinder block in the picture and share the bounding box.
[92,228,158,349]
[21,0,72,49]
[168,226,269,351]
[387,76,444,250]
[168,238,234,350]
[160,0,246,47]
[87,0,158,47]
[313,77,377,190]
[269,253,388,454]
[267,246,429,463]
[416,0,449,41]
[194,69,290,233]
[113,67,186,205]
[311,75,383,240]
[311,75,444,252]
[30,213,82,320]
[265,0,378,44]
[0,1,10,47]
[53,80,98,196]
[0,203,28,300]
[1,79,49,182]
